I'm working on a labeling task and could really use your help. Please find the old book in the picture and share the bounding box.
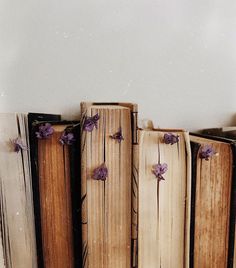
[34,121,79,268]
[190,134,236,268]
[0,113,37,267]
[136,129,191,268]
[28,113,61,267]
[80,102,137,268]
[201,129,236,268]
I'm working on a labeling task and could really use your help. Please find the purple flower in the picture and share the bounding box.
[59,131,75,145]
[92,163,108,181]
[110,127,124,143]
[36,123,54,139]
[199,145,215,160]
[12,137,28,153]
[163,133,179,145]
[83,113,100,132]
[152,163,168,181]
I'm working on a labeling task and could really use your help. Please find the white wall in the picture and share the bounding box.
[0,0,236,130]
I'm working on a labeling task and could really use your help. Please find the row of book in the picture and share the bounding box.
[0,102,235,268]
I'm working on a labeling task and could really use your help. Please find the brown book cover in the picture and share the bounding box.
[190,133,236,268]
[135,128,191,268]
[80,102,137,268]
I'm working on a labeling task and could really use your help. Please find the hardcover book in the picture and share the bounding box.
[34,121,78,268]
[136,129,191,268]
[201,128,236,268]
[28,113,61,267]
[80,102,137,268]
[190,134,236,268]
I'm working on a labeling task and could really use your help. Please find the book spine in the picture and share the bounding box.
[183,132,192,268]
[80,103,89,268]
[189,141,201,268]
[229,144,236,268]
[131,108,138,268]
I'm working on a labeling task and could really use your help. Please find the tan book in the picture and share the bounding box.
[136,129,191,268]
[80,102,137,268]
[0,113,37,268]
[190,134,235,268]
[36,123,76,267]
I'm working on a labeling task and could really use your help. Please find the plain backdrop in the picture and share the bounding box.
[0,0,236,130]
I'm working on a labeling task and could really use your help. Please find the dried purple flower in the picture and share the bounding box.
[199,145,215,160]
[36,123,54,139]
[110,127,124,143]
[12,137,27,153]
[59,131,75,145]
[83,113,100,132]
[152,163,168,181]
[163,133,179,145]
[92,163,108,181]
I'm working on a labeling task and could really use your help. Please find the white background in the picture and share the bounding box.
[0,0,236,130]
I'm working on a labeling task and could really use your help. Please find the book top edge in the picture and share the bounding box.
[138,128,186,133]
[190,134,235,145]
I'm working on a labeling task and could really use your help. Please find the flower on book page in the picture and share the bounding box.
[110,127,124,143]
[152,163,168,181]
[163,133,179,145]
[83,113,100,132]
[12,137,28,153]
[92,163,108,181]
[59,131,75,145]
[36,123,54,139]
[199,145,215,160]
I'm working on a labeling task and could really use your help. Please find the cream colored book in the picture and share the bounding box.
[0,113,37,268]
[80,102,137,268]
[137,129,191,268]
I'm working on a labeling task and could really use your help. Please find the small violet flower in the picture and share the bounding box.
[12,137,27,153]
[163,133,179,145]
[83,113,100,132]
[36,123,54,139]
[199,145,215,161]
[110,127,124,143]
[59,131,75,145]
[92,163,108,181]
[152,163,168,181]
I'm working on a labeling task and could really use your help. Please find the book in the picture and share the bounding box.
[190,134,236,268]
[201,128,236,268]
[28,113,61,267]
[136,129,191,268]
[0,113,37,267]
[33,121,78,267]
[80,102,137,268]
